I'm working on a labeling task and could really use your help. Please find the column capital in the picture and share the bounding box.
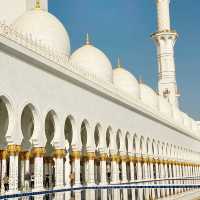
[84,152,96,160]
[0,150,8,160]
[98,153,108,161]
[31,147,45,157]
[70,151,81,160]
[110,154,120,162]
[7,145,21,156]
[53,149,65,159]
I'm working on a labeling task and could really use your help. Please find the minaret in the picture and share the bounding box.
[152,0,180,107]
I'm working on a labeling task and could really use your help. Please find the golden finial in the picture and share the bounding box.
[35,0,41,10]
[85,33,91,45]
[117,56,122,68]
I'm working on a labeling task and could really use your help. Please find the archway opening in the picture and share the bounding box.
[21,104,35,151]
[44,111,56,188]
[0,98,9,148]
[64,116,73,151]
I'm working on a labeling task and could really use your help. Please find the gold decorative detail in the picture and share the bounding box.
[98,153,108,161]
[120,155,128,162]
[84,152,96,160]
[7,145,21,156]
[31,147,45,157]
[53,149,65,159]
[70,151,81,160]
[0,150,8,160]
[110,154,120,162]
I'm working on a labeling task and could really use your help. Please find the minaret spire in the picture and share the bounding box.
[117,56,122,68]
[152,0,179,107]
[85,33,91,45]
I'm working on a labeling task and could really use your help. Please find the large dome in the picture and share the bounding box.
[70,37,113,82]
[12,10,70,55]
[113,62,139,98]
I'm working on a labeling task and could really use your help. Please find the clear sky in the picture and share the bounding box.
[49,0,200,120]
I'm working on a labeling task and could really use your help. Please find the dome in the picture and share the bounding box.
[158,96,172,117]
[12,10,70,55]
[140,83,158,109]
[113,60,139,98]
[70,35,113,82]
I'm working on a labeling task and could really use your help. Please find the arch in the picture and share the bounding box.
[157,140,161,156]
[45,110,58,156]
[116,129,122,151]
[94,123,101,148]
[21,103,38,151]
[0,96,13,148]
[64,115,75,149]
[125,132,131,153]
[152,139,157,155]
[166,143,170,157]
[140,136,145,154]
[133,134,139,153]
[106,126,112,149]
[146,137,151,155]
[80,119,90,150]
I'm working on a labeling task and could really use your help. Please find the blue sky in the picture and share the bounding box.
[49,0,200,120]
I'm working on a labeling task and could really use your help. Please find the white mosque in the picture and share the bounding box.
[0,0,200,200]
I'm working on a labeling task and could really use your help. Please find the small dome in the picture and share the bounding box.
[12,10,70,55]
[113,59,139,98]
[158,96,172,117]
[140,83,158,109]
[70,35,113,82]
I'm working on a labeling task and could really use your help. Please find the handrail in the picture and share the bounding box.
[0,177,200,199]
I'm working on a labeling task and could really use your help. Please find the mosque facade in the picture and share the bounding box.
[0,0,200,199]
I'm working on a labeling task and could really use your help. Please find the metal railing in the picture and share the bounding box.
[0,177,199,199]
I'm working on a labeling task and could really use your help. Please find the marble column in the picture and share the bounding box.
[130,156,136,200]
[99,153,107,200]
[136,157,143,200]
[71,151,81,200]
[168,163,173,195]
[24,152,31,191]
[172,161,178,194]
[54,149,65,200]
[7,145,21,193]
[164,161,169,196]
[155,161,160,198]
[110,154,120,200]
[176,163,181,193]
[54,149,65,188]
[0,150,7,194]
[64,152,71,200]
[32,147,45,191]
[19,153,25,190]
[160,161,165,197]
[85,152,96,200]
[150,161,155,200]
[143,159,150,200]
[120,154,128,200]
[179,163,183,193]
